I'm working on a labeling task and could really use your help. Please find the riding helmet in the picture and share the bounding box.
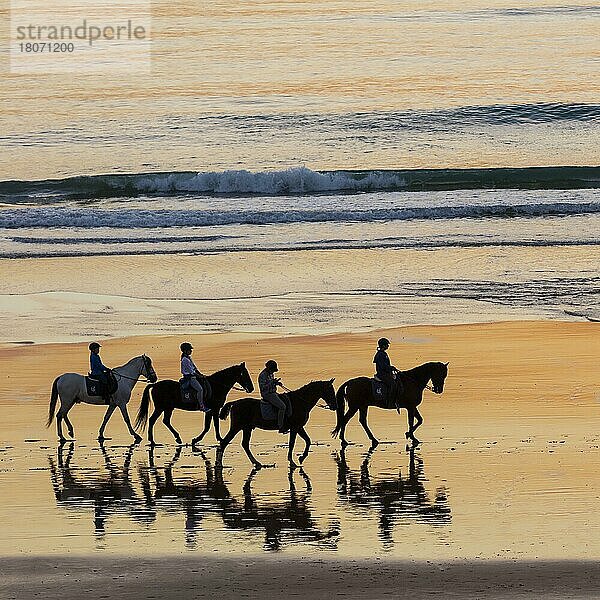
[265,359,278,372]
[378,337,390,349]
[180,342,193,353]
[89,342,101,351]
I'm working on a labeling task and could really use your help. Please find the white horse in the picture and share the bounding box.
[47,355,158,443]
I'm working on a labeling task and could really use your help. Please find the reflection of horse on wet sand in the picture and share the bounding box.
[48,442,155,535]
[334,447,450,548]
[140,446,339,551]
[138,446,235,549]
[221,467,340,551]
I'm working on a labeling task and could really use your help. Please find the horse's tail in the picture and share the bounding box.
[331,380,349,438]
[219,402,234,421]
[135,384,154,431]
[46,377,60,428]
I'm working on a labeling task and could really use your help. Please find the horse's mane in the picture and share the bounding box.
[113,355,144,372]
[209,364,241,379]
[287,380,324,398]
[400,362,440,380]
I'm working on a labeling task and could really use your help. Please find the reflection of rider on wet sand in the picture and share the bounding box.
[334,447,450,548]
[48,441,153,536]
[222,467,339,551]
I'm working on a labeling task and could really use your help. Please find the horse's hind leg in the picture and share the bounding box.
[162,409,182,445]
[241,428,262,469]
[358,407,379,448]
[119,404,143,444]
[191,412,212,445]
[148,407,162,446]
[63,411,75,439]
[339,406,359,448]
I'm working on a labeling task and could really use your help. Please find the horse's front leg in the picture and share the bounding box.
[213,410,222,443]
[412,408,424,434]
[191,411,212,445]
[98,405,116,440]
[359,406,379,448]
[405,407,420,445]
[297,426,311,465]
[119,404,143,444]
[288,429,299,469]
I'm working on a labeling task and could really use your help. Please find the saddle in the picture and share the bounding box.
[85,372,118,401]
[179,376,212,408]
[260,393,290,421]
[371,374,404,409]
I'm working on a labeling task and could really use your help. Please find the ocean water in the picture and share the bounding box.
[1,0,599,338]
[1,1,600,179]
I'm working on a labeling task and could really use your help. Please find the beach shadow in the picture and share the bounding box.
[334,447,451,549]
[48,441,155,538]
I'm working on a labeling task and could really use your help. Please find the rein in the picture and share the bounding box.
[398,371,435,392]
[113,371,152,384]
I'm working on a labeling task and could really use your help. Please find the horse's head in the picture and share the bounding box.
[236,362,254,393]
[430,362,448,394]
[319,378,337,410]
[142,355,158,383]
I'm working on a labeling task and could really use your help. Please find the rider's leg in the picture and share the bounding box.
[190,379,207,411]
[265,393,287,432]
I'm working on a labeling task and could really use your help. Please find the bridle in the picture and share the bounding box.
[113,355,156,384]
[230,366,253,393]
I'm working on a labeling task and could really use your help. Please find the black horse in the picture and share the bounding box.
[216,379,337,469]
[135,363,254,446]
[332,362,448,448]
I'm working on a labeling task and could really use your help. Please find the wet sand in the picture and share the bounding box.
[1,321,600,597]
[2,556,600,599]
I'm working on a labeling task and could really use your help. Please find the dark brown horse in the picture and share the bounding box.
[135,363,254,446]
[332,362,448,448]
[216,379,337,469]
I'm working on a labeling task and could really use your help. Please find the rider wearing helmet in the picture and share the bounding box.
[89,342,111,402]
[258,359,291,433]
[180,342,209,412]
[373,337,402,408]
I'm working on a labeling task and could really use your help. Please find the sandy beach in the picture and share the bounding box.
[1,321,599,589]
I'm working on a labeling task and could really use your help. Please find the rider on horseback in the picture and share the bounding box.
[258,360,291,433]
[89,342,112,403]
[180,342,209,412]
[373,338,403,410]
